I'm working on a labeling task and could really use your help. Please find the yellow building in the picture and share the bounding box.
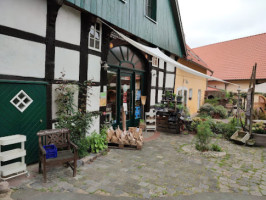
[174,46,213,115]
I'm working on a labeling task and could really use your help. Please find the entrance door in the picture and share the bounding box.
[198,89,202,110]
[120,73,133,128]
[0,81,47,164]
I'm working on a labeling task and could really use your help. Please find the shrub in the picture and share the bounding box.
[199,104,228,119]
[199,103,215,115]
[211,144,222,152]
[214,105,228,119]
[205,98,220,106]
[195,121,213,151]
[88,131,108,153]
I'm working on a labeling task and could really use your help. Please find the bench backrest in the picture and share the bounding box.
[37,128,70,149]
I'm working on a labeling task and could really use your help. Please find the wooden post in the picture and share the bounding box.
[249,63,257,135]
[122,107,126,131]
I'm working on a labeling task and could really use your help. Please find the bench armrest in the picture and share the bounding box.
[39,144,46,155]
[69,141,78,150]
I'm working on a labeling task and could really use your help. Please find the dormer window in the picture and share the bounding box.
[89,22,102,51]
[145,0,157,22]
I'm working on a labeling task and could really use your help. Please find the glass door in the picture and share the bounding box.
[120,73,133,128]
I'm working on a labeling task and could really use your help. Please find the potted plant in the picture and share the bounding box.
[139,119,146,131]
[176,95,182,103]
[155,104,161,111]
[162,94,166,100]
[165,91,171,100]
[172,93,176,100]
[252,122,266,147]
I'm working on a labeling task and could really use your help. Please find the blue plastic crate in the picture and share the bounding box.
[43,144,57,159]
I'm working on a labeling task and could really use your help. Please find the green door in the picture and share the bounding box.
[0,81,47,164]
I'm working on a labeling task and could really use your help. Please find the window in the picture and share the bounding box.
[152,57,158,67]
[145,0,157,21]
[189,89,193,100]
[89,22,102,51]
[10,90,33,112]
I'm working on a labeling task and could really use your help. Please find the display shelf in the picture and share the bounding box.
[0,135,26,146]
[0,149,26,162]
[1,162,26,177]
[145,109,156,132]
[0,134,27,180]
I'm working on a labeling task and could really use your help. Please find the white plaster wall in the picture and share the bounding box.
[151,70,157,87]
[88,54,101,82]
[150,89,156,106]
[0,35,45,78]
[54,47,79,80]
[159,72,164,87]
[159,59,164,69]
[167,63,175,72]
[165,74,175,88]
[87,86,100,112]
[0,0,46,36]
[158,90,163,102]
[51,84,79,119]
[87,116,100,135]
[56,5,81,45]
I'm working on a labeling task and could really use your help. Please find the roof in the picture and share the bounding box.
[185,45,213,73]
[193,33,266,80]
[206,86,221,91]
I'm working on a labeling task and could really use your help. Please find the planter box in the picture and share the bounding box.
[252,133,266,147]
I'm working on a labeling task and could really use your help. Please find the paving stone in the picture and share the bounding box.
[7,133,266,198]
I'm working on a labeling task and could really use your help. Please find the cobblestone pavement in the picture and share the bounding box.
[10,132,266,199]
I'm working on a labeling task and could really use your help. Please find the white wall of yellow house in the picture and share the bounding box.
[0,0,47,36]
[0,34,45,78]
[87,55,101,82]
[56,5,81,45]
[54,47,80,80]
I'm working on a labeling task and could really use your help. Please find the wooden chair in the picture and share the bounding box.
[37,128,78,182]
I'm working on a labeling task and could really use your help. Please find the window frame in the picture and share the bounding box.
[88,21,102,52]
[189,88,193,100]
[144,0,157,23]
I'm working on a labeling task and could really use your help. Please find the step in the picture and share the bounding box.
[1,162,26,177]
[0,135,26,146]
[0,149,26,162]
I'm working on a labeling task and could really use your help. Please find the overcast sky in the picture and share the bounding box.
[178,0,266,48]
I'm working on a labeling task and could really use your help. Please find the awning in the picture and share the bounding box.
[100,20,238,86]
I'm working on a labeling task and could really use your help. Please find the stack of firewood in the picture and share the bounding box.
[107,127,143,147]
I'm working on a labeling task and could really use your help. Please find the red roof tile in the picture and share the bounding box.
[185,45,212,72]
[193,33,266,80]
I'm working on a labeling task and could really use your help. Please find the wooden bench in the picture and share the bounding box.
[37,128,78,182]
